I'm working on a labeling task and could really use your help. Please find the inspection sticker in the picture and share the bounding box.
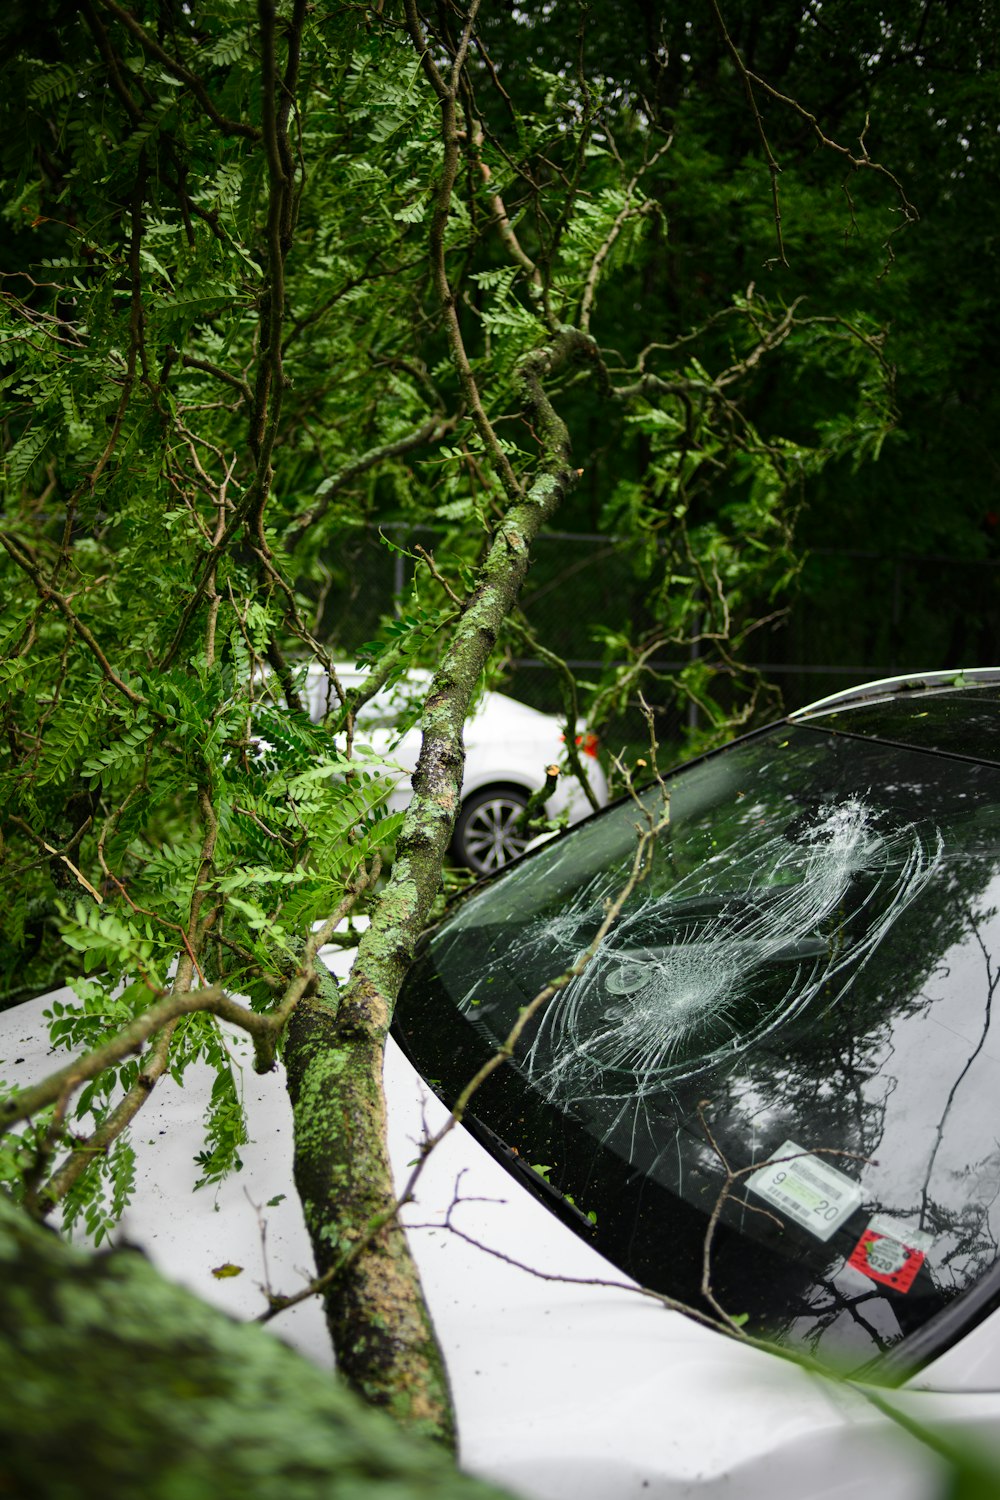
[847,1214,934,1293]
[747,1140,864,1242]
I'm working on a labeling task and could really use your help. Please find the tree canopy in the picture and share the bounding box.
[1,0,995,1471]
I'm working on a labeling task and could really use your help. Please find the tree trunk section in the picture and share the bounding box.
[284,987,456,1447]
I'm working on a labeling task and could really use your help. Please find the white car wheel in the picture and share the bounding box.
[453,788,530,875]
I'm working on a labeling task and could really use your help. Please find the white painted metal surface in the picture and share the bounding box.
[789,666,1000,720]
[3,971,995,1498]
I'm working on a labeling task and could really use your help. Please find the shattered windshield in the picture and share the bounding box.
[395,722,1000,1369]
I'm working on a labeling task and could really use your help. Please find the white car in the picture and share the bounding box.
[6,669,1000,1498]
[302,663,608,875]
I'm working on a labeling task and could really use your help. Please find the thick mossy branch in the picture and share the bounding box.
[0,1194,511,1500]
[282,323,595,1449]
[285,991,456,1449]
[319,328,592,1012]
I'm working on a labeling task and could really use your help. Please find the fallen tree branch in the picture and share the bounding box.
[0,1193,513,1500]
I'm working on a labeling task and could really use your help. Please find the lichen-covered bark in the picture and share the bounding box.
[282,326,596,1448]
[284,985,455,1446]
[0,1193,512,1500]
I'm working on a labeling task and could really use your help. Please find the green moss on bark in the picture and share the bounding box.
[0,1194,510,1500]
[284,997,456,1449]
[281,326,591,1448]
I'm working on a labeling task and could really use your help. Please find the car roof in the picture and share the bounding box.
[791,667,1000,721]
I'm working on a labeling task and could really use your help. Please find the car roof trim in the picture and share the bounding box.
[790,668,1000,721]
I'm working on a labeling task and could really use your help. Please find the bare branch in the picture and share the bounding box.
[402,0,521,503]
[178,354,253,406]
[579,135,673,334]
[708,0,917,270]
[286,415,459,544]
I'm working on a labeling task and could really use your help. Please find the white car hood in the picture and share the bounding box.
[0,978,995,1498]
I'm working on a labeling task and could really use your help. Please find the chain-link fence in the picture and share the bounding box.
[313,524,1000,756]
[775,548,1000,709]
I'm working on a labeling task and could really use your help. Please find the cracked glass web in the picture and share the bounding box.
[519,795,943,1113]
[438,748,945,1144]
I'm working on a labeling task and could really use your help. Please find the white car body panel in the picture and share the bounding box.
[914,1305,1000,1393]
[3,965,999,1498]
[789,667,1000,721]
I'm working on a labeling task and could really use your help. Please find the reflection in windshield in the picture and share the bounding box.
[396,722,1000,1367]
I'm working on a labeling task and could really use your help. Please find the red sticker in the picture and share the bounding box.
[848,1228,925,1292]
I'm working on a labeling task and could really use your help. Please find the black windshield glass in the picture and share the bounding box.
[395,723,1000,1370]
[804,685,1000,765]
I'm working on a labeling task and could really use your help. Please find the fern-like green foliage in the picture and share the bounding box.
[0,0,903,1248]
